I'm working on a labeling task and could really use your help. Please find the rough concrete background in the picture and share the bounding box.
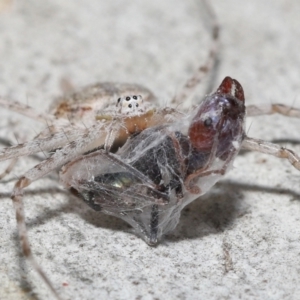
[0,0,300,299]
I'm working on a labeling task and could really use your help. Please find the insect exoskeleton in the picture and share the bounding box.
[60,77,246,245]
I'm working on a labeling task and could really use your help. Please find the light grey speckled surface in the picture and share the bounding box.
[1,0,300,299]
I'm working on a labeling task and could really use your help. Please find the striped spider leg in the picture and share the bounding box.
[243,104,300,166]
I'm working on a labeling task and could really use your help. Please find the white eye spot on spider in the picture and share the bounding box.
[117,95,145,115]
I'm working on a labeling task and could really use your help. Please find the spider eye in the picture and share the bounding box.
[126,96,131,101]
[133,95,137,100]
[204,117,213,127]
[128,104,132,108]
[136,103,139,107]
[117,98,121,103]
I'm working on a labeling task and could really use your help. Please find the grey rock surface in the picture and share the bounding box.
[0,0,300,299]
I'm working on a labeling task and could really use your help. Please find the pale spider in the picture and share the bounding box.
[1,1,300,299]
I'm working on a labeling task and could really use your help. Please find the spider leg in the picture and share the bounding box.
[0,121,109,161]
[0,130,77,160]
[0,158,18,179]
[9,121,120,298]
[0,107,177,162]
[0,134,58,180]
[242,136,300,170]
[16,120,140,187]
[172,0,219,104]
[0,98,56,123]
[246,103,300,118]
[0,137,18,179]
[12,180,62,299]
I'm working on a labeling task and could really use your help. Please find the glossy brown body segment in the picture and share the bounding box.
[188,77,245,161]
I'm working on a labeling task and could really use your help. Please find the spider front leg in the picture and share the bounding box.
[0,158,18,179]
[11,188,61,299]
[172,0,219,104]
[242,136,300,170]
[0,97,56,123]
[9,120,123,298]
[244,102,300,169]
[247,103,300,118]
[0,127,82,161]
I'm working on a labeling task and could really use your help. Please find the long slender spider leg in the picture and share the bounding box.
[0,136,19,179]
[242,136,300,170]
[0,158,18,179]
[0,135,58,180]
[246,104,300,118]
[0,122,108,161]
[0,98,56,123]
[11,189,61,299]
[171,0,219,104]
[10,121,116,298]
[15,123,115,184]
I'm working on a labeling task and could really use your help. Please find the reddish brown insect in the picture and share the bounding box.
[60,77,246,246]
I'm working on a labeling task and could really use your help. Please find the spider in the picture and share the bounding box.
[1,1,300,299]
